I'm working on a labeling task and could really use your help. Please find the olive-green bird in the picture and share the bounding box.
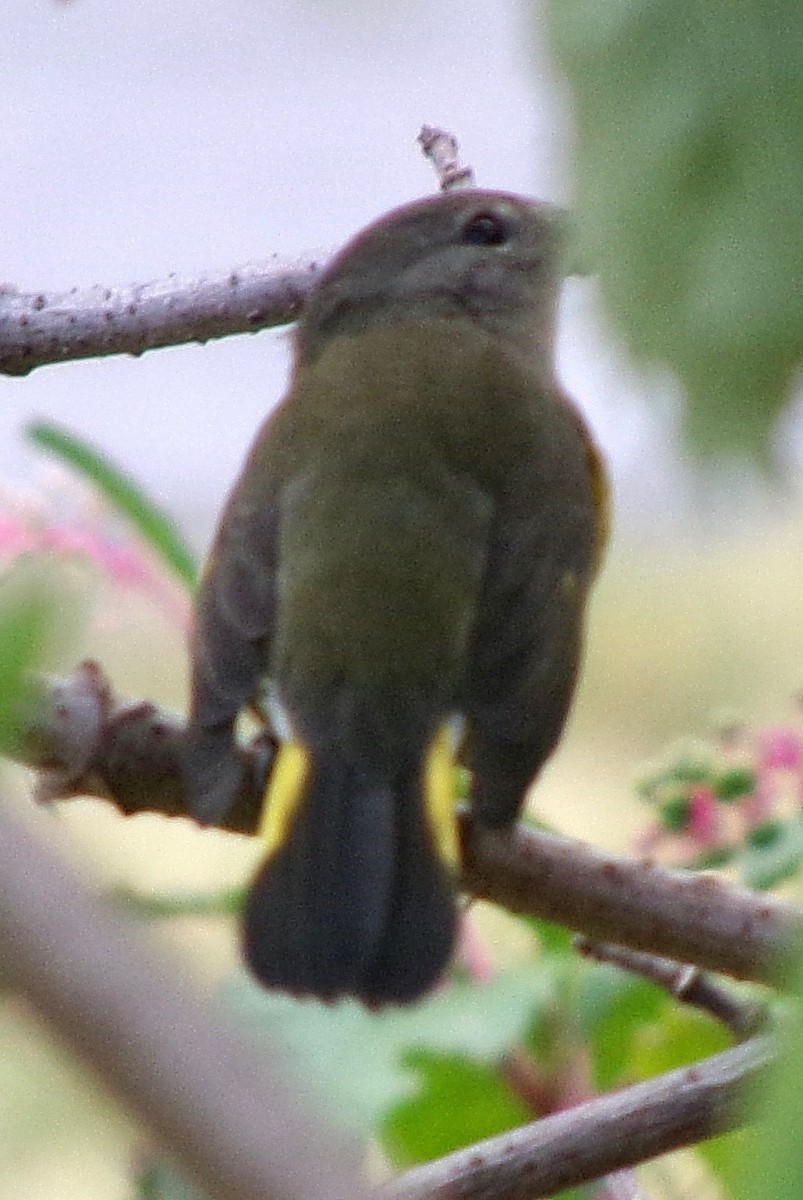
[183,188,608,1006]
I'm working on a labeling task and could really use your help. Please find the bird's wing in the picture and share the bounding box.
[462,493,600,829]
[184,465,280,823]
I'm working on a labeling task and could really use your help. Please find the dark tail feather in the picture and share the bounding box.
[242,755,457,1005]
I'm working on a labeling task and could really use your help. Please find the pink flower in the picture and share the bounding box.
[0,485,191,631]
[456,909,496,983]
[687,786,721,846]
[741,776,777,828]
[758,728,803,772]
[0,514,39,561]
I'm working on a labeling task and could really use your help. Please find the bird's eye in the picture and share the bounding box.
[461,212,509,246]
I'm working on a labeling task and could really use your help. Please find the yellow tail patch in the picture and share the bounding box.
[259,741,310,858]
[424,724,460,871]
[260,730,459,870]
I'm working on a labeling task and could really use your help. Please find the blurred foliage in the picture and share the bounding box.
[136,1161,200,1200]
[383,1051,529,1166]
[27,421,198,590]
[0,557,70,755]
[736,985,803,1200]
[138,912,757,1200]
[224,964,550,1141]
[637,709,803,890]
[547,0,803,458]
[741,818,803,890]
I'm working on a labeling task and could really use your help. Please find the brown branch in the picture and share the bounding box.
[461,818,802,987]
[0,799,364,1200]
[384,1035,770,1200]
[0,255,325,377]
[10,663,803,988]
[0,124,470,379]
[575,940,766,1040]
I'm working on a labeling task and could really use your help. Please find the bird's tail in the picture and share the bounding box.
[242,727,459,1005]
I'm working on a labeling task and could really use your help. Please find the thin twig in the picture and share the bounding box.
[9,663,803,988]
[575,940,767,1040]
[498,1047,559,1116]
[0,125,474,378]
[385,1035,771,1200]
[417,126,476,191]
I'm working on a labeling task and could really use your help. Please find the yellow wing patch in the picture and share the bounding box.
[259,741,310,858]
[424,723,460,871]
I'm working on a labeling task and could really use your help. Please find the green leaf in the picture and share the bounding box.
[630,1006,730,1081]
[27,421,198,589]
[0,559,63,754]
[697,1124,757,1200]
[577,965,669,1090]
[522,917,575,959]
[746,820,784,849]
[689,845,737,871]
[382,1052,530,1166]
[665,755,715,786]
[713,766,756,803]
[547,0,803,457]
[659,794,691,832]
[224,966,549,1136]
[111,884,246,919]
[135,1161,201,1200]
[740,817,803,890]
[736,986,803,1200]
[639,752,715,803]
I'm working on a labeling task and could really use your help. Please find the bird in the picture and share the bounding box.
[182,187,608,1006]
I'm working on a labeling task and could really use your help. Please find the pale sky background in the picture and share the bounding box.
[2,0,691,550]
